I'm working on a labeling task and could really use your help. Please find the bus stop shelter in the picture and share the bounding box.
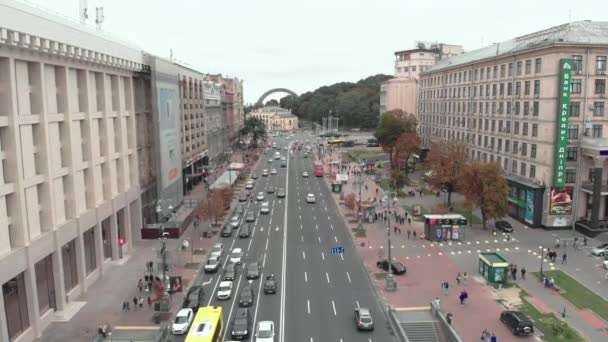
[210,170,239,190]
[478,252,509,284]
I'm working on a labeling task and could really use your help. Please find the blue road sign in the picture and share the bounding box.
[330,246,345,255]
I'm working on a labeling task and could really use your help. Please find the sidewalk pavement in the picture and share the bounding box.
[37,149,260,342]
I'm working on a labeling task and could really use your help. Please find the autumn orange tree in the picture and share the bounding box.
[208,190,227,226]
[392,132,421,178]
[344,193,357,213]
[374,109,417,168]
[424,140,467,206]
[459,161,509,230]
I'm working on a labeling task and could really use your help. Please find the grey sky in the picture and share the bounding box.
[28,0,607,103]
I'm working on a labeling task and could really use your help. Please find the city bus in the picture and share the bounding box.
[327,139,344,145]
[313,160,324,177]
[185,306,224,342]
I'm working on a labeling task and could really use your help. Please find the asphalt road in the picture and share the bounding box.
[172,131,394,342]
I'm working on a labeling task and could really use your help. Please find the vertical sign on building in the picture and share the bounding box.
[553,58,572,189]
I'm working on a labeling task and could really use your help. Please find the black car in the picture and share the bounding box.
[246,262,261,279]
[376,259,407,275]
[239,224,251,238]
[267,186,275,194]
[277,188,286,198]
[231,307,251,340]
[221,225,233,237]
[239,284,255,307]
[495,220,514,233]
[223,263,237,281]
[500,311,534,336]
[251,174,258,179]
[264,274,277,294]
[239,193,248,202]
[182,286,204,310]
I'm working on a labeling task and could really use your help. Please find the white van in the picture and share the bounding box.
[260,202,270,214]
[274,152,281,160]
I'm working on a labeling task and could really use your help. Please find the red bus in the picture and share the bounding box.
[313,160,324,177]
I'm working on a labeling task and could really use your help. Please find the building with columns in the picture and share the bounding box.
[417,21,608,232]
[0,1,143,341]
[249,106,299,131]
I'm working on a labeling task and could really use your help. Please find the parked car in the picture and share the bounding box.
[231,307,251,340]
[246,261,261,279]
[210,243,224,258]
[239,284,255,307]
[223,263,237,281]
[182,286,204,311]
[239,224,251,238]
[592,243,608,256]
[495,220,514,233]
[171,308,194,335]
[264,274,277,294]
[500,311,534,336]
[354,307,374,331]
[376,259,406,275]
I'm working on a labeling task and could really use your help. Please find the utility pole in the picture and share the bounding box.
[385,190,397,292]
[357,168,364,233]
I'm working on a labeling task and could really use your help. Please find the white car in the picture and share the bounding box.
[217,281,233,300]
[230,248,243,264]
[260,202,270,214]
[230,215,241,228]
[171,308,194,335]
[302,171,309,178]
[306,193,316,203]
[604,260,608,269]
[256,192,265,201]
[592,243,608,256]
[262,169,269,177]
[245,181,254,189]
[271,169,277,175]
[255,321,275,342]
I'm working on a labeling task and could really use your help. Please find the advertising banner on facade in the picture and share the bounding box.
[553,58,573,189]
[525,190,535,224]
[549,186,573,215]
[159,88,181,189]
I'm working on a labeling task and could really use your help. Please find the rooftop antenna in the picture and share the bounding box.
[79,0,89,25]
[169,49,174,62]
[95,6,105,31]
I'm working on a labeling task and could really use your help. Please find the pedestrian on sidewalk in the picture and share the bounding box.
[445,312,453,325]
[132,296,138,311]
[441,281,449,295]
[408,218,411,226]
[432,297,441,310]
[122,300,129,311]
[555,237,561,249]
[583,237,588,246]
[413,230,417,239]
[562,252,567,264]
[147,296,152,309]
[458,291,465,305]
[463,272,468,286]
[511,265,518,280]
[138,278,143,292]
[521,267,526,280]
[394,226,398,234]
[456,273,462,285]
[407,230,411,239]
[139,296,144,309]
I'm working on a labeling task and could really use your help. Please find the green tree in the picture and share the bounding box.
[265,99,279,106]
[240,117,267,147]
[375,109,417,167]
[459,161,510,230]
[424,140,467,206]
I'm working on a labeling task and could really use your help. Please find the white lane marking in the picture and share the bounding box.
[265,238,269,250]
[318,236,321,243]
[321,252,325,260]
[330,224,334,230]
[332,300,337,316]
[279,143,291,342]
[334,236,338,242]
[276,226,279,231]
[305,271,308,282]
[325,207,328,212]
[301,235,304,242]
[314,216,316,221]
[315,224,318,231]
[326,272,330,283]
[327,216,331,220]
[340,254,344,261]
[300,223,302,230]
[299,215,302,220]
[252,271,265,340]
[356,300,360,308]
[307,299,310,314]
[346,272,352,283]
[302,251,306,260]
[263,252,267,268]
[310,338,313,342]
[222,273,243,340]
[247,239,253,252]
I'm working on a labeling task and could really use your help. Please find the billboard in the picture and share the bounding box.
[553,58,573,189]
[158,88,181,189]
[525,190,535,224]
[549,186,573,216]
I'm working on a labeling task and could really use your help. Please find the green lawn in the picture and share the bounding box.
[517,289,586,342]
[533,270,608,322]
[348,148,387,160]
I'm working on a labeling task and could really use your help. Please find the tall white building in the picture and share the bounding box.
[0,1,143,341]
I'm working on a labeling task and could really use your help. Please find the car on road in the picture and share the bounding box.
[306,193,316,203]
[376,259,407,275]
[210,243,224,258]
[500,310,534,335]
[246,261,261,279]
[302,171,309,178]
[256,192,265,201]
[262,169,269,177]
[252,173,258,179]
[231,307,251,340]
[245,211,255,222]
[277,188,286,198]
[264,274,277,294]
[239,192,248,202]
[204,255,221,273]
[230,215,241,228]
[354,307,374,331]
[260,202,270,214]
[239,224,251,238]
[245,180,254,189]
[181,286,204,311]
[217,281,233,300]
[274,152,281,160]
[255,321,275,342]
[230,248,243,264]
[592,243,608,256]
[267,185,275,194]
[495,220,514,233]
[223,263,237,281]
[221,225,233,237]
[239,284,255,307]
[171,308,194,335]
[270,168,277,175]
[267,158,273,163]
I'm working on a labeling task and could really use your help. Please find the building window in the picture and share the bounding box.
[516,61,522,75]
[524,102,530,115]
[592,124,603,138]
[524,81,531,95]
[3,273,30,341]
[514,102,520,115]
[535,58,542,73]
[570,102,580,117]
[83,228,96,274]
[533,101,539,116]
[532,123,538,137]
[493,66,498,78]
[566,147,577,161]
[506,102,512,114]
[514,122,520,135]
[492,84,497,96]
[523,122,529,136]
[507,82,512,95]
[512,160,518,173]
[597,56,607,72]
[500,65,506,78]
[593,102,604,117]
[521,143,527,156]
[534,80,540,96]
[572,55,583,73]
[531,144,537,158]
[530,165,536,178]
[35,255,56,313]
[565,169,576,183]
[520,162,526,177]
[568,125,579,139]
[571,79,582,94]
[596,79,606,94]
[515,82,521,96]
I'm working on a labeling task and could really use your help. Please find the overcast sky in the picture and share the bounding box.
[27,0,607,103]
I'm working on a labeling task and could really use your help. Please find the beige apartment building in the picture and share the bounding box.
[418,21,608,231]
[250,106,299,131]
[0,1,143,342]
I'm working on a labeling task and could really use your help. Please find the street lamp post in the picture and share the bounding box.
[156,200,173,294]
[385,190,397,292]
[539,245,545,279]
[357,168,364,233]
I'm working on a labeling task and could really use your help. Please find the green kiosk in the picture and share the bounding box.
[478,252,509,284]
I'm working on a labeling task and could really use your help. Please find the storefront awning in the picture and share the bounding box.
[210,171,239,190]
